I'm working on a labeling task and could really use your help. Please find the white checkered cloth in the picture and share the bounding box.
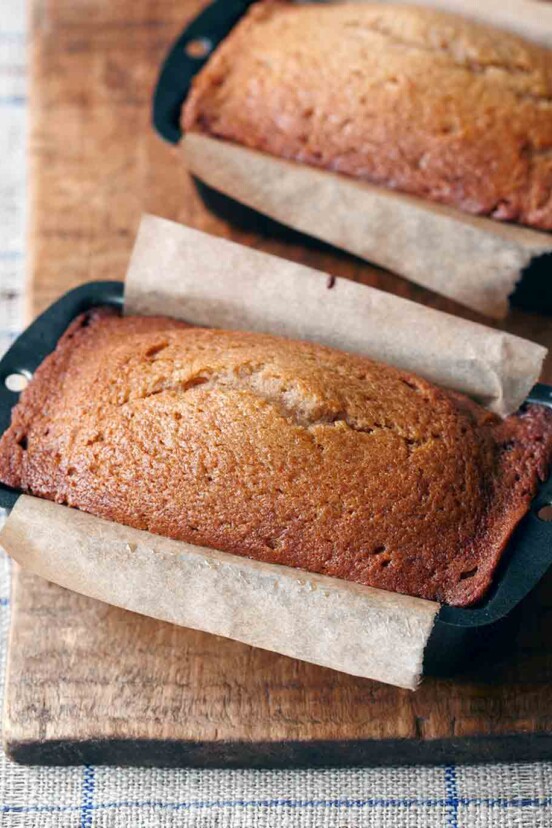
[1,3,552,826]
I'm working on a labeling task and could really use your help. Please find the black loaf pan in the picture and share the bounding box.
[1,281,552,676]
[153,0,552,313]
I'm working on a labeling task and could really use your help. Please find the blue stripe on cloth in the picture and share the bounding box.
[445,764,459,828]
[2,795,552,815]
[0,598,9,607]
[80,765,95,828]
[0,96,26,106]
[0,804,78,815]
[0,250,24,259]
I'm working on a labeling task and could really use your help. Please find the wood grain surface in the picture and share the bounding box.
[3,0,552,765]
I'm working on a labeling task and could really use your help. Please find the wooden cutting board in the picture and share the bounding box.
[4,0,552,766]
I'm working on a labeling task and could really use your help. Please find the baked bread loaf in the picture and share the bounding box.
[1,308,551,607]
[183,2,552,230]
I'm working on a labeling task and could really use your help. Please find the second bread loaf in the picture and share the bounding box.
[183,2,552,230]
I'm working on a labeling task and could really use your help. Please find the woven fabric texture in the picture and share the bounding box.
[0,3,551,826]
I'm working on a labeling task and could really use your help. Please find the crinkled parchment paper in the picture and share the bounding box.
[183,134,552,319]
[126,216,545,417]
[1,498,437,691]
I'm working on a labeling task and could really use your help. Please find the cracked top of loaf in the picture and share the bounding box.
[1,308,551,607]
[182,2,552,230]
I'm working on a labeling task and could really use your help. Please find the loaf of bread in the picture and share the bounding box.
[183,2,552,230]
[1,308,551,607]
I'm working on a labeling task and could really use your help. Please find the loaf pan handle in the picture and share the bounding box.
[153,0,255,144]
[527,383,552,408]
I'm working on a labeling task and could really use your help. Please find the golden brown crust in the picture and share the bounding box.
[183,2,552,230]
[1,308,551,607]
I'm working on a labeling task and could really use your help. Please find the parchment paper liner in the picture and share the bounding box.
[0,215,548,689]
[125,217,545,417]
[183,134,552,319]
